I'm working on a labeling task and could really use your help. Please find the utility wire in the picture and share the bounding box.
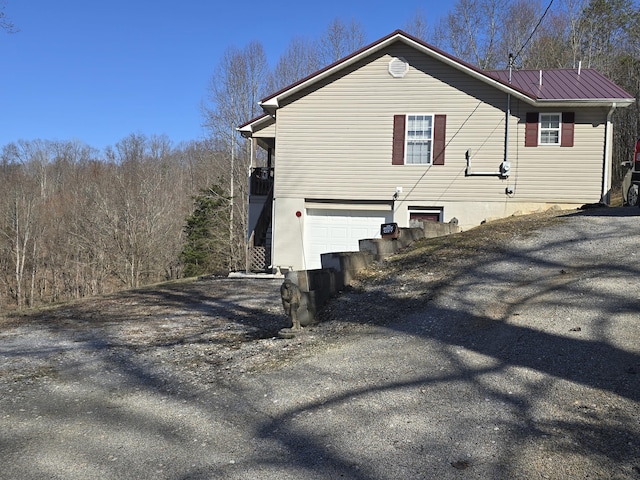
[512,0,555,63]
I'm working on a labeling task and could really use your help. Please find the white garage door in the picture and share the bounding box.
[304,208,392,270]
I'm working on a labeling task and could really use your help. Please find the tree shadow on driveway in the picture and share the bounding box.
[1,209,639,479]
[173,208,640,479]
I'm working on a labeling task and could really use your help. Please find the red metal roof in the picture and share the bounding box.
[487,68,633,101]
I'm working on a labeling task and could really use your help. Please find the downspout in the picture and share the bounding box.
[603,103,616,204]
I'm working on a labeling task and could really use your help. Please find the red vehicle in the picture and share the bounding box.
[622,139,640,206]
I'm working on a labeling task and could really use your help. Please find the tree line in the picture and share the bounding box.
[0,136,229,309]
[1,0,639,310]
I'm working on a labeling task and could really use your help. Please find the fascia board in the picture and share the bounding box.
[237,114,275,137]
[237,124,253,137]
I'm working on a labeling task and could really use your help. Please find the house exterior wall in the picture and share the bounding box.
[266,43,610,270]
[253,122,275,138]
[273,43,607,204]
[272,196,305,271]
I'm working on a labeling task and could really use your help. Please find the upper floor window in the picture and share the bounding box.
[406,115,433,164]
[540,113,561,145]
[393,114,446,165]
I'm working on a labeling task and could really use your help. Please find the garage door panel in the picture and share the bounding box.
[330,228,349,241]
[350,225,372,235]
[304,208,391,269]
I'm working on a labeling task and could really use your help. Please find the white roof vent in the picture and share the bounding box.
[388,57,409,78]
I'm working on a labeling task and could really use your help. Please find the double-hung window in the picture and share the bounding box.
[392,113,446,165]
[539,113,561,145]
[526,112,574,147]
[405,114,433,164]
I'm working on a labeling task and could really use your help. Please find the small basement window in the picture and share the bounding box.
[409,207,442,226]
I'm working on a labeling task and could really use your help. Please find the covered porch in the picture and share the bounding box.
[240,115,276,272]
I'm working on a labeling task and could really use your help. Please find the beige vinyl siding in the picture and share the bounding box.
[274,44,503,201]
[253,121,275,138]
[273,43,607,205]
[508,106,606,202]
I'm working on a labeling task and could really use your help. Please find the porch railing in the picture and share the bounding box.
[250,167,274,196]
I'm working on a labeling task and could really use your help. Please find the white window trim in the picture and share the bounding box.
[405,113,434,164]
[539,112,562,146]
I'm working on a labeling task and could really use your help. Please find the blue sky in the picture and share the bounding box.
[0,1,450,152]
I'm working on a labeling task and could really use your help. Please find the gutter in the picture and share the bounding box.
[535,98,634,108]
[603,103,617,204]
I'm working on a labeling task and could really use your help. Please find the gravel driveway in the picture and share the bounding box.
[1,207,639,479]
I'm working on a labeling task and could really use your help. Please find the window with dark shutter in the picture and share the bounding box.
[392,114,446,165]
[525,111,575,147]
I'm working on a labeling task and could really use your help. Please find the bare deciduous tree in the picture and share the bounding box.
[500,0,543,66]
[0,1,16,34]
[318,18,367,65]
[267,36,322,93]
[403,8,430,42]
[435,0,509,68]
[0,136,222,310]
[202,41,270,270]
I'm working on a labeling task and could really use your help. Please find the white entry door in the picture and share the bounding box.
[304,208,392,270]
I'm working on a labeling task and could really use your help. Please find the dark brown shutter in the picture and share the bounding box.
[392,115,405,165]
[561,112,575,147]
[433,114,446,165]
[525,112,538,147]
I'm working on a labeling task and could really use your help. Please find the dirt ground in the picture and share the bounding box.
[1,206,639,479]
[0,278,297,385]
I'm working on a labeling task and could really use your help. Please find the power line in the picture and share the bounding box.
[513,0,555,63]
